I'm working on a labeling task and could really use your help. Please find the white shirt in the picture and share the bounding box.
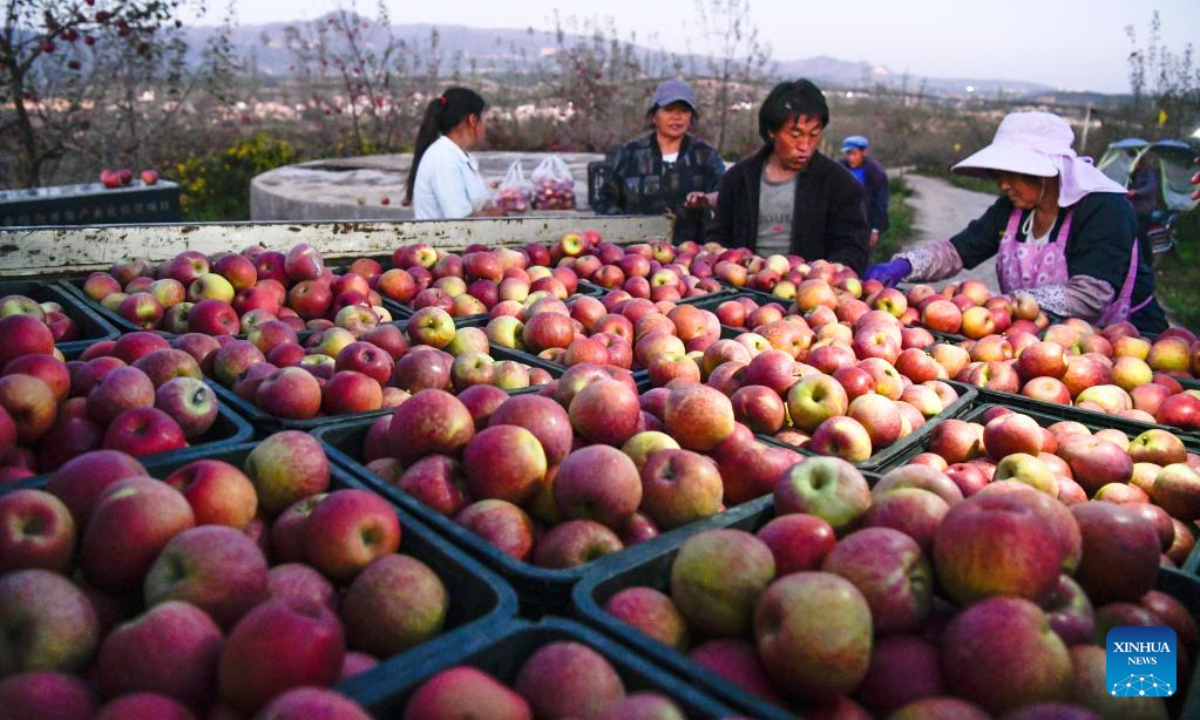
[412,135,491,220]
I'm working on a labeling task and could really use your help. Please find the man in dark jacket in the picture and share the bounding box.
[705,79,870,275]
[840,135,889,249]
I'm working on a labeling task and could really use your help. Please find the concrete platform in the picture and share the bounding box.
[250,152,605,222]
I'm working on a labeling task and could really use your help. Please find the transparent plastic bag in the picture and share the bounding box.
[530,155,577,211]
[495,160,532,214]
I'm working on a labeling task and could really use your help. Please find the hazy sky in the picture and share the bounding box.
[191,0,1199,94]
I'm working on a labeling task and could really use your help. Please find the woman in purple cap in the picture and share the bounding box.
[593,78,726,242]
[865,111,1167,333]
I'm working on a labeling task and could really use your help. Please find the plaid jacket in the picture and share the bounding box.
[593,133,726,242]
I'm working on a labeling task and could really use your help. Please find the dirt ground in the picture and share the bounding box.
[901,173,1000,292]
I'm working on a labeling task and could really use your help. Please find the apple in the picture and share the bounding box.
[640,448,724,529]
[785,374,848,433]
[304,489,400,582]
[242,430,330,515]
[388,389,475,464]
[103,407,187,457]
[1070,502,1159,604]
[753,571,872,697]
[823,527,932,635]
[809,416,873,463]
[341,553,447,661]
[256,367,323,420]
[217,596,345,715]
[670,529,775,638]
[154,376,217,439]
[79,476,195,592]
[775,457,871,534]
[934,491,1065,606]
[553,444,642,527]
[940,597,1072,715]
[0,489,76,574]
[0,569,100,676]
[455,500,535,561]
[569,378,641,447]
[847,393,902,450]
[534,519,624,568]
[1151,463,1200,522]
[513,641,625,719]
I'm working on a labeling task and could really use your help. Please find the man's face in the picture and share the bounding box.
[845,148,865,168]
[770,115,823,171]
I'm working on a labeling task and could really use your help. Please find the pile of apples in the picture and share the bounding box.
[0,295,86,346]
[158,308,552,422]
[712,250,863,300]
[80,243,395,336]
[0,332,222,481]
[692,299,963,464]
[98,168,159,189]
[0,432,442,717]
[402,644,690,718]
[373,242,583,318]
[902,405,1199,565]
[354,377,804,566]
[485,292,728,382]
[602,455,1198,717]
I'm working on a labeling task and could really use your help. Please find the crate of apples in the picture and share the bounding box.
[0,282,119,355]
[370,243,586,321]
[0,331,252,482]
[176,306,557,434]
[882,403,1200,573]
[695,293,977,469]
[316,374,807,614]
[70,243,400,337]
[573,454,1200,719]
[0,436,517,717]
[342,617,742,717]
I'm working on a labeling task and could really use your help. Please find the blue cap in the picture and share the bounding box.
[651,79,697,113]
[842,135,870,153]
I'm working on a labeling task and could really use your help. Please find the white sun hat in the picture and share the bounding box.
[952,111,1126,207]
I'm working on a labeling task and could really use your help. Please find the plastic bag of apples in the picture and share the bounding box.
[530,155,577,211]
[495,160,532,214]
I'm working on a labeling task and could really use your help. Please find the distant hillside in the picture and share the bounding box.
[177,19,1058,98]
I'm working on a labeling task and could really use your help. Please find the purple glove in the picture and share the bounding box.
[863,258,912,287]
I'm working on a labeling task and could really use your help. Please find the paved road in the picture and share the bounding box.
[900,173,1000,292]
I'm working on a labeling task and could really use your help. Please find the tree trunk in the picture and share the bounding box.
[11,77,41,188]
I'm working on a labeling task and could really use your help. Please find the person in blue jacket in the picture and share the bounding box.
[840,135,889,249]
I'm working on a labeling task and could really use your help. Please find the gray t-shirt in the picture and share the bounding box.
[757,175,795,257]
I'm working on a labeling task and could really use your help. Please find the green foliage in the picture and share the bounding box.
[175,135,299,221]
[1156,209,1200,331]
[873,175,914,261]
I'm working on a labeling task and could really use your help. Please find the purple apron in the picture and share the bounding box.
[995,208,1149,325]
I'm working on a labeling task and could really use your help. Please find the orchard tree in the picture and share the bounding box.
[1,0,188,187]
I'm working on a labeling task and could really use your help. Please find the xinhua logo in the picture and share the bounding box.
[1106,626,1177,698]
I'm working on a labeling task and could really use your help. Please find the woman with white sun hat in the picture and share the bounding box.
[865,111,1167,334]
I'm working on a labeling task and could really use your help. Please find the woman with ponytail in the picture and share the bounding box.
[407,87,503,220]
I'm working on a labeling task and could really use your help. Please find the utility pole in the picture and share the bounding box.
[1080,103,1093,154]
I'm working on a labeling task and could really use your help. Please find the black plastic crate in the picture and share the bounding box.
[971,386,1200,444]
[0,180,181,227]
[0,280,119,355]
[577,280,733,306]
[870,401,1200,475]
[338,617,741,718]
[760,380,979,473]
[0,442,520,699]
[572,496,1200,720]
[208,344,563,438]
[314,416,777,617]
[61,275,411,340]
[9,383,254,488]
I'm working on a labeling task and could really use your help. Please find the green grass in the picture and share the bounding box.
[1155,209,1200,332]
[874,175,915,261]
